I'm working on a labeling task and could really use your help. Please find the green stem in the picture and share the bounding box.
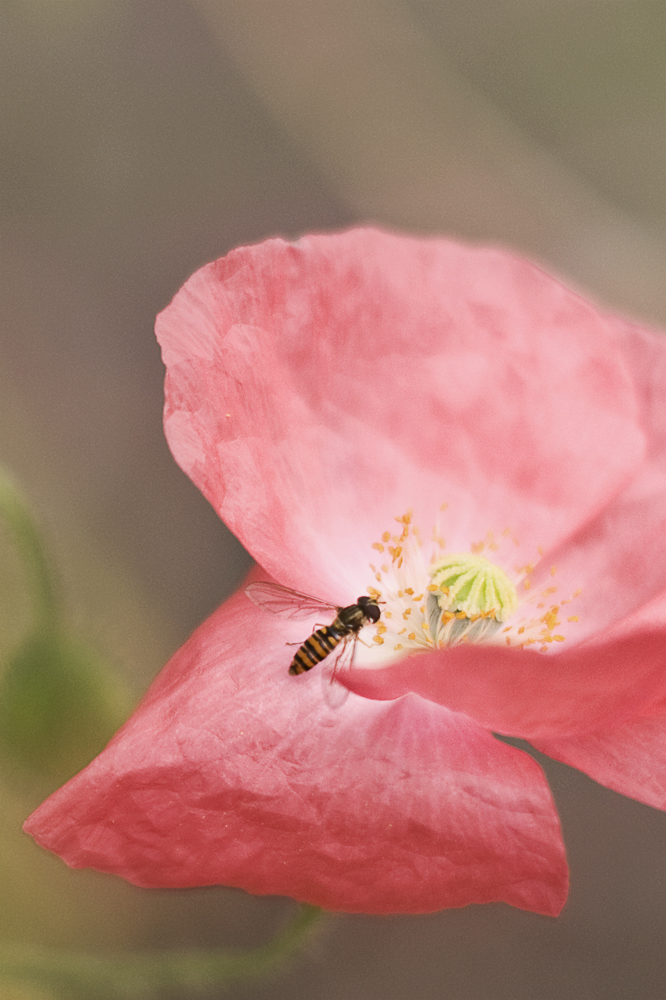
[0,468,59,629]
[0,905,323,998]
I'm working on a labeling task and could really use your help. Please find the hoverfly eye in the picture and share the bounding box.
[365,603,381,623]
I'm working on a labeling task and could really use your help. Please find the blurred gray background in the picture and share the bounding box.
[0,1,665,998]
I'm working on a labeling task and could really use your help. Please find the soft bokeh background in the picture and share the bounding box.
[1,1,665,997]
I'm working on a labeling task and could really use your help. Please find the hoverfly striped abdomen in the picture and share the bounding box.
[289,623,346,675]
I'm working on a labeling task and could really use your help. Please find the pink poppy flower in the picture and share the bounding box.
[24,228,666,917]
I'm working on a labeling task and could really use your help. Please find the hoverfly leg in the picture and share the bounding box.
[286,620,327,645]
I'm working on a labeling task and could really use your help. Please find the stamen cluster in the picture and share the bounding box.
[365,510,580,658]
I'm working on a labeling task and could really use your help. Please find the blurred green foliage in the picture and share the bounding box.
[0,629,131,785]
[0,469,133,787]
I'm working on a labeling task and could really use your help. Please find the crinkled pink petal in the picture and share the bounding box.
[528,313,666,638]
[533,714,666,810]
[585,587,666,650]
[25,578,568,916]
[344,632,666,741]
[610,316,666,465]
[522,453,666,644]
[155,228,644,601]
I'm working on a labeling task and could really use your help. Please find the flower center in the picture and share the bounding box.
[427,552,518,646]
[431,552,518,621]
[363,510,579,660]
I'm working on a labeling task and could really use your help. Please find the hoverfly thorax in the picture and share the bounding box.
[337,596,381,632]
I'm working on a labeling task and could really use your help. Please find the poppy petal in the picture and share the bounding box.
[344,631,666,741]
[533,714,666,810]
[156,228,643,601]
[24,579,568,916]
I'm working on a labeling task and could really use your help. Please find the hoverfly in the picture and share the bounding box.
[245,582,381,679]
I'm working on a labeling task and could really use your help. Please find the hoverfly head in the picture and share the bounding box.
[356,595,381,623]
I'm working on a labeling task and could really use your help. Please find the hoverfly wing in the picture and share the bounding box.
[320,636,356,710]
[245,581,339,622]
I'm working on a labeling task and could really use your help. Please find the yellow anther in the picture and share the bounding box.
[372,542,384,552]
[373,635,385,645]
[541,607,560,631]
